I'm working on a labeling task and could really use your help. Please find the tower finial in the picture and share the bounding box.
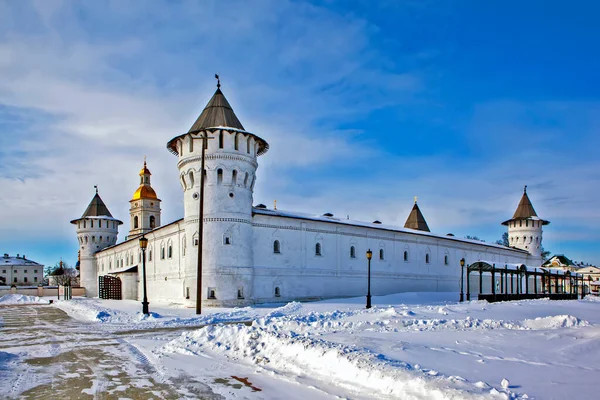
[94,185,98,194]
[414,196,418,204]
[524,185,527,194]
[215,73,221,88]
[144,155,147,167]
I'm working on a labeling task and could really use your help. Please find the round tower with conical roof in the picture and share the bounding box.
[70,187,122,297]
[166,79,269,305]
[502,186,549,261]
[128,160,161,239]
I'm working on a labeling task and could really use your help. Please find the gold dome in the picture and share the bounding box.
[132,185,157,200]
[139,164,152,176]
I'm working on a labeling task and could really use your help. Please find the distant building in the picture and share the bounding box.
[0,254,44,286]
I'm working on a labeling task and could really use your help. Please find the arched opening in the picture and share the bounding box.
[379,249,384,260]
[315,243,322,256]
[188,171,195,188]
[234,134,239,150]
[219,131,224,148]
[350,246,356,258]
[149,216,156,229]
[444,255,449,265]
[275,287,281,297]
[232,170,237,185]
[134,216,139,229]
[168,245,172,259]
[246,137,251,153]
[217,169,223,184]
[85,236,88,244]
[425,254,430,263]
[83,220,86,228]
[244,172,249,187]
[273,240,281,254]
[404,251,408,261]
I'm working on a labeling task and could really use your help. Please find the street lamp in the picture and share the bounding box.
[139,236,149,315]
[460,258,465,302]
[366,249,373,309]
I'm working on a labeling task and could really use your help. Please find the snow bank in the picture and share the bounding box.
[161,304,521,399]
[0,294,49,305]
[522,315,589,330]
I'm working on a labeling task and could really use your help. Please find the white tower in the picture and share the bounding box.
[166,79,269,306]
[70,188,122,297]
[502,186,549,262]
[128,160,161,239]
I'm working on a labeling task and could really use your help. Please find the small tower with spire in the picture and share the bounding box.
[502,186,549,260]
[128,159,161,239]
[70,187,122,297]
[404,197,431,232]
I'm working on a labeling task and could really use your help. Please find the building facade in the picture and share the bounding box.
[1,254,44,286]
[73,82,547,306]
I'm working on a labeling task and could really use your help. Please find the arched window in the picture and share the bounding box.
[232,170,237,185]
[234,134,239,150]
[224,235,231,245]
[91,220,94,228]
[188,171,195,189]
[315,243,322,256]
[149,249,152,261]
[85,236,88,244]
[246,137,251,153]
[134,216,139,229]
[237,288,244,299]
[350,246,356,258]
[379,249,384,260]
[425,254,430,263]
[150,216,156,229]
[519,220,522,227]
[274,287,281,297]
[168,245,172,258]
[404,251,408,261]
[219,131,224,148]
[83,220,86,228]
[182,238,186,256]
[444,255,449,265]
[217,169,223,184]
[92,236,96,243]
[99,236,103,242]
[244,172,249,187]
[161,246,165,260]
[273,240,281,254]
[189,136,193,152]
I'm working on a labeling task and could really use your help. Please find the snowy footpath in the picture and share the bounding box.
[1,293,599,399]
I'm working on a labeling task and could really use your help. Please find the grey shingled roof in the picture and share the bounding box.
[82,193,113,218]
[188,88,244,133]
[511,190,538,219]
[404,203,431,232]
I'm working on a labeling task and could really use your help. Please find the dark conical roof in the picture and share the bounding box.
[188,88,244,132]
[404,202,431,232]
[502,186,549,225]
[82,193,113,218]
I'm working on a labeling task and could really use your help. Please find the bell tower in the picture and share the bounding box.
[128,160,161,239]
[502,186,549,261]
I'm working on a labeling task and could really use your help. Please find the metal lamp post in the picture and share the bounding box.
[139,236,149,315]
[460,258,465,302]
[366,249,373,309]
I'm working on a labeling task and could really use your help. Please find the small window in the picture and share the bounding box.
[275,287,281,297]
[315,242,322,256]
[150,215,156,229]
[168,245,172,259]
[232,170,237,185]
[237,287,244,299]
[149,250,152,261]
[273,240,281,254]
[194,238,199,246]
[426,254,430,264]
[91,220,94,228]
[247,137,251,153]
[34,270,37,273]
[208,288,216,299]
[526,220,529,227]
[14,277,17,283]
[24,270,27,273]
[24,277,28,283]
[217,169,223,184]
[350,246,356,259]
[234,134,239,150]
[379,249,384,260]
[219,131,224,148]
[34,277,38,282]
[186,287,190,299]
[404,251,408,261]
[134,216,139,229]
[224,236,231,245]
[444,255,448,265]
[161,247,165,260]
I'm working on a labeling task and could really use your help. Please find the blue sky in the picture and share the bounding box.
[1,0,599,269]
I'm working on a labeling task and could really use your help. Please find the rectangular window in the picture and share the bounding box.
[24,277,28,283]
[208,287,216,299]
[24,270,27,273]
[34,270,37,273]
[14,277,17,283]
[34,277,38,282]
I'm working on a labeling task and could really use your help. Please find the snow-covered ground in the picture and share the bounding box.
[2,293,599,399]
[0,294,49,305]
